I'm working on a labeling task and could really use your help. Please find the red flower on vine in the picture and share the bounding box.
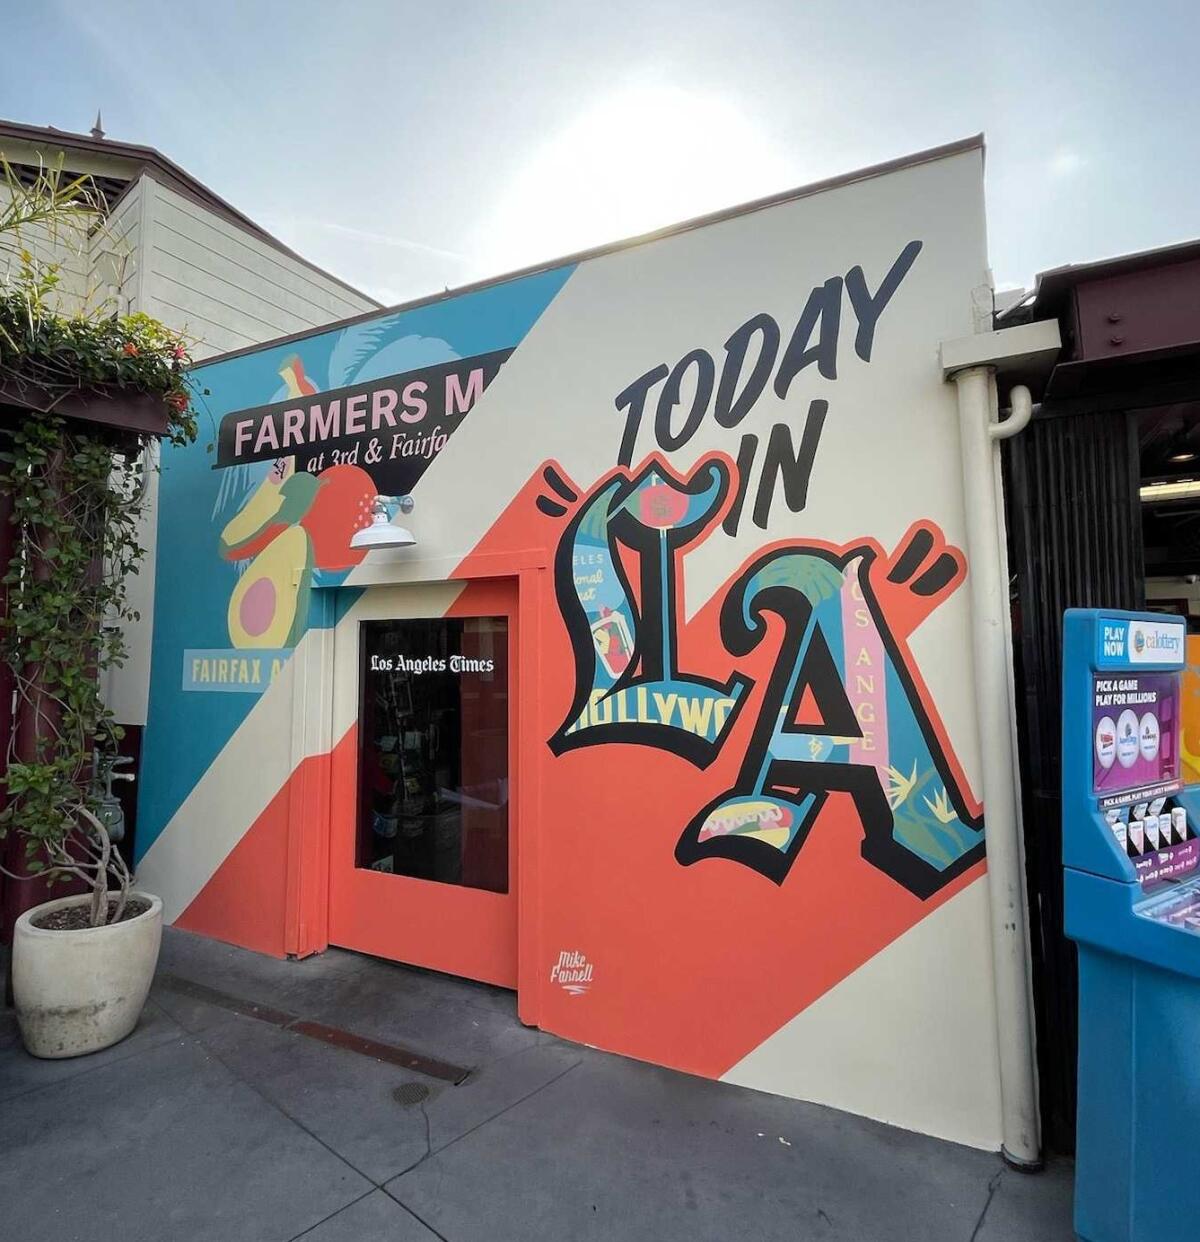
[167,392,189,413]
[122,342,139,357]
[172,345,186,360]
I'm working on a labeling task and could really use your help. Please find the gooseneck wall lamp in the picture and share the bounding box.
[351,495,417,550]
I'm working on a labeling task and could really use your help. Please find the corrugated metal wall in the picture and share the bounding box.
[1005,409,1144,1154]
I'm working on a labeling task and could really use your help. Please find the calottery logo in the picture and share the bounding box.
[1126,620,1183,664]
[550,950,594,996]
[1143,627,1181,654]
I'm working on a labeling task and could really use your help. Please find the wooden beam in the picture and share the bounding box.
[0,383,169,437]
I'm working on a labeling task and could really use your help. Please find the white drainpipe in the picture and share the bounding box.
[951,366,1040,1168]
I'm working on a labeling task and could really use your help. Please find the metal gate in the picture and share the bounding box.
[1005,408,1144,1153]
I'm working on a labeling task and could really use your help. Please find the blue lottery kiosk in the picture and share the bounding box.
[1063,608,1200,1242]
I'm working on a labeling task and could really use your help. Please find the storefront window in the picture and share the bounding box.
[357,617,509,893]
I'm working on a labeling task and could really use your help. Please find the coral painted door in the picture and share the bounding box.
[328,580,517,987]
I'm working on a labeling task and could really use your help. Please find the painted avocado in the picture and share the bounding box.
[228,525,313,648]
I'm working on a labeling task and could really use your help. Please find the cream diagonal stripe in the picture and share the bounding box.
[720,879,1002,1150]
[136,631,310,923]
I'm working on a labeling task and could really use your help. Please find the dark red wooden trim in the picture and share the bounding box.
[0,383,170,437]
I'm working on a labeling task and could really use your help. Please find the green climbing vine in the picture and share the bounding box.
[0,246,198,925]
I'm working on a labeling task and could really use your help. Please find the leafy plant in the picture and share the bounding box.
[0,156,99,264]
[0,164,198,927]
[0,261,197,438]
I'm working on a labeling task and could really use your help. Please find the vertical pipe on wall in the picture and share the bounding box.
[952,367,1041,1169]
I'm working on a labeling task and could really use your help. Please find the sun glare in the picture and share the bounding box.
[469,84,798,278]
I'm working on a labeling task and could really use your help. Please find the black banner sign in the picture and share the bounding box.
[214,348,512,495]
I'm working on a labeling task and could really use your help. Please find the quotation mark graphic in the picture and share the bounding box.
[535,464,579,518]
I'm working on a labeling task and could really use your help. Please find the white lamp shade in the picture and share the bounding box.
[351,516,416,550]
[351,496,417,550]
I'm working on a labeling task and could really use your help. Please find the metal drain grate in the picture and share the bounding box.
[155,973,471,1083]
[392,1082,432,1108]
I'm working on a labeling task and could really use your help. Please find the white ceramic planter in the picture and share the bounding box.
[12,891,163,1059]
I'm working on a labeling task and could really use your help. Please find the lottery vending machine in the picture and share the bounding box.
[1063,608,1200,1242]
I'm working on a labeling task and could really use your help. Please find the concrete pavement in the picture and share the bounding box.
[0,927,1074,1241]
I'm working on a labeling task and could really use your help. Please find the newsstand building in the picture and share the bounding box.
[134,136,1051,1160]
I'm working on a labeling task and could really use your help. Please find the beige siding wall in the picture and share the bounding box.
[0,181,97,314]
[89,180,141,314]
[0,133,145,316]
[145,181,370,360]
[1,175,141,318]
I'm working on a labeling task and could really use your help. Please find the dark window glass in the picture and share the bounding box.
[357,617,509,893]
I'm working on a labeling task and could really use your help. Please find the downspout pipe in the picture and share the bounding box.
[952,368,1041,1170]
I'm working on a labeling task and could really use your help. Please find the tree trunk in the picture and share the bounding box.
[2,445,77,941]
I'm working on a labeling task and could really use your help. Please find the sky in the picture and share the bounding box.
[2,0,1198,306]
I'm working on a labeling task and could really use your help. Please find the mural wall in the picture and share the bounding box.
[136,139,1004,1148]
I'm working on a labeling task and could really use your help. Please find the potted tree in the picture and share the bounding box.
[0,159,198,1057]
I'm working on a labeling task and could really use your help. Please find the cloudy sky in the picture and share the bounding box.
[3,1,1197,305]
